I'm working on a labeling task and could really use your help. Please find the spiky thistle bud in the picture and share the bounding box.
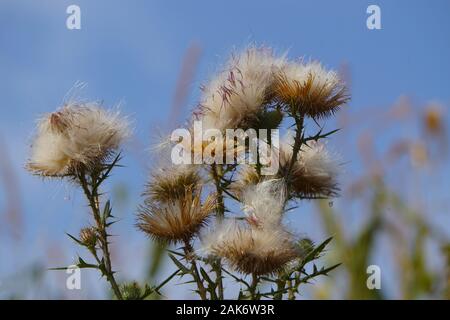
[120,282,145,300]
[79,227,98,248]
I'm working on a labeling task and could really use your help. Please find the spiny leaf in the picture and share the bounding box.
[66,233,84,246]
[102,200,112,223]
[167,249,185,257]
[222,268,250,288]
[77,257,99,269]
[200,267,216,289]
[303,237,333,264]
[168,253,190,274]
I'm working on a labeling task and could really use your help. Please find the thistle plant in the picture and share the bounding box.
[26,102,130,299]
[26,45,349,300]
[137,45,349,300]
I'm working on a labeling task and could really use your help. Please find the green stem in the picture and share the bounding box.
[78,170,123,300]
[274,279,285,300]
[183,239,208,300]
[249,273,260,300]
[287,279,296,300]
[211,164,225,220]
[211,163,225,299]
[286,114,305,181]
[214,259,224,300]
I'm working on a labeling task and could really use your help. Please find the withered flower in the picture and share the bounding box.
[230,164,262,199]
[144,165,201,203]
[27,102,130,176]
[280,139,340,198]
[275,61,348,118]
[203,222,299,275]
[199,45,286,131]
[241,179,286,227]
[233,138,339,199]
[137,188,216,243]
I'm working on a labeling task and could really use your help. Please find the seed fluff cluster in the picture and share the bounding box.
[202,179,300,275]
[197,46,348,132]
[136,44,348,287]
[25,44,347,299]
[275,61,348,118]
[27,102,130,177]
[137,149,217,243]
[198,46,286,131]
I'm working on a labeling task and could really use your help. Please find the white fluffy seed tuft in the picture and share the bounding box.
[199,45,287,131]
[27,102,130,176]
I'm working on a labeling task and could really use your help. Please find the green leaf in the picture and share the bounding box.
[66,233,85,246]
[77,257,99,269]
[48,266,72,271]
[167,249,184,257]
[49,257,100,271]
[200,267,216,289]
[221,268,250,288]
[102,200,112,223]
[302,237,333,264]
[168,254,190,274]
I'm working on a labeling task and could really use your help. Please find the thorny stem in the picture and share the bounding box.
[249,273,260,300]
[286,114,305,182]
[274,279,285,300]
[183,239,208,300]
[287,279,296,300]
[211,163,225,299]
[212,259,224,300]
[211,164,225,221]
[78,170,123,300]
[272,111,306,300]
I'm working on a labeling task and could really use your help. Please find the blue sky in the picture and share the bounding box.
[0,0,449,298]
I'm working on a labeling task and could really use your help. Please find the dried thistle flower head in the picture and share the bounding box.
[280,136,340,198]
[241,179,286,227]
[275,61,348,118]
[27,102,130,176]
[202,221,298,275]
[145,165,201,203]
[199,45,286,131]
[230,164,261,199]
[79,227,98,248]
[137,188,216,244]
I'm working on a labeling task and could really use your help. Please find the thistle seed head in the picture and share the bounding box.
[137,188,216,244]
[280,136,340,198]
[27,102,130,177]
[202,221,299,275]
[198,45,287,131]
[275,61,349,119]
[144,165,201,203]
